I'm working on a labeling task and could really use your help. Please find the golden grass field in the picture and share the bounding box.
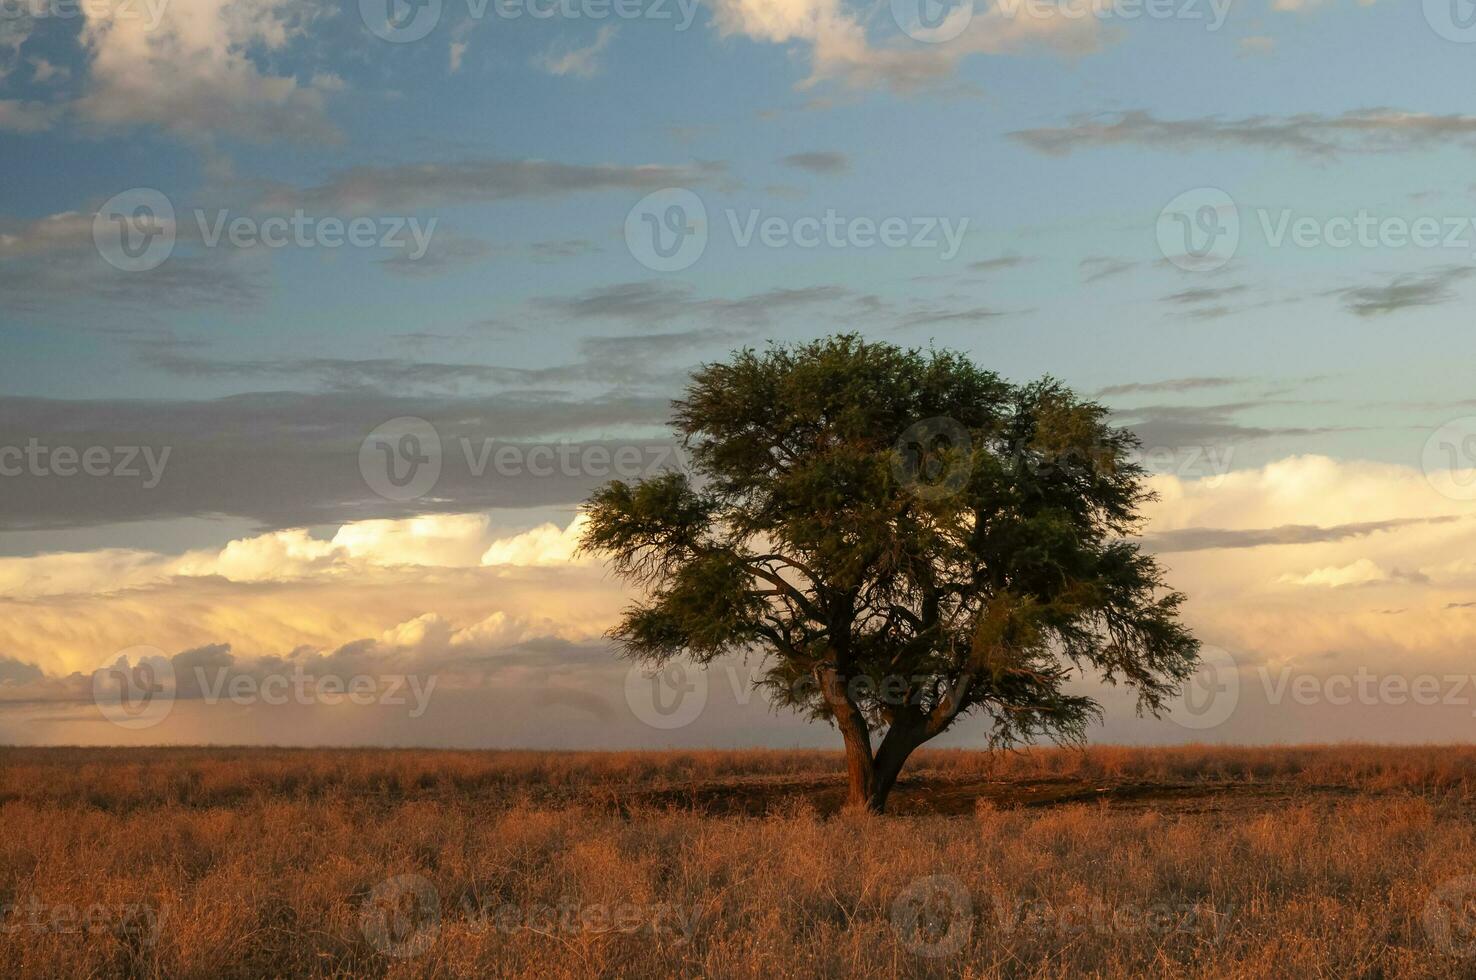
[5,744,1476,978]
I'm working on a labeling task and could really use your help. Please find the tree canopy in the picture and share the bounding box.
[581,334,1199,812]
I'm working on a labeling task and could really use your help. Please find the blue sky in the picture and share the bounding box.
[5,0,1476,746]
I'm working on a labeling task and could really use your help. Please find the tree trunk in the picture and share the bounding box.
[819,667,876,810]
[866,722,924,814]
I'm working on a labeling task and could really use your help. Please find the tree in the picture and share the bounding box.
[580,335,1199,813]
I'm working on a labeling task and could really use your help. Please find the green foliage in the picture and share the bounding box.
[580,334,1199,751]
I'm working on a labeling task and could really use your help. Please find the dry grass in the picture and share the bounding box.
[4,744,1476,978]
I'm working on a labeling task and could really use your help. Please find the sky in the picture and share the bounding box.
[3,0,1476,747]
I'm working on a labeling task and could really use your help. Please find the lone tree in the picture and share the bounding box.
[581,335,1198,813]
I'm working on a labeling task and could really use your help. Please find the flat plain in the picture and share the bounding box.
[4,744,1476,978]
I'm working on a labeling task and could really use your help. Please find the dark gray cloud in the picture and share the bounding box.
[1095,377,1244,399]
[897,305,1018,329]
[261,158,726,212]
[533,281,848,325]
[1144,516,1461,553]
[377,234,493,278]
[529,239,600,260]
[0,390,679,530]
[1162,285,1248,305]
[1011,109,1476,158]
[1334,265,1476,317]
[779,151,849,174]
[1114,400,1362,449]
[1080,256,1136,283]
[968,255,1030,274]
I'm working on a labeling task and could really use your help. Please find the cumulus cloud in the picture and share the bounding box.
[708,0,1104,94]
[76,0,342,143]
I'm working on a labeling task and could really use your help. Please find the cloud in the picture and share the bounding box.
[1334,265,1476,317]
[1095,377,1245,398]
[0,390,680,530]
[1080,256,1136,282]
[76,0,342,143]
[377,233,492,278]
[708,0,1104,94]
[534,25,618,78]
[0,99,60,132]
[1237,35,1275,57]
[1011,109,1476,157]
[779,151,849,174]
[1278,559,1428,589]
[1145,516,1462,553]
[1161,285,1248,305]
[262,158,724,212]
[968,255,1030,275]
[533,281,848,325]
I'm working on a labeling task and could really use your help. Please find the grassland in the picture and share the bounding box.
[4,744,1476,978]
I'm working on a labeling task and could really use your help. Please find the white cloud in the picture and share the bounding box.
[75,0,340,142]
[534,25,618,78]
[708,0,1104,93]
